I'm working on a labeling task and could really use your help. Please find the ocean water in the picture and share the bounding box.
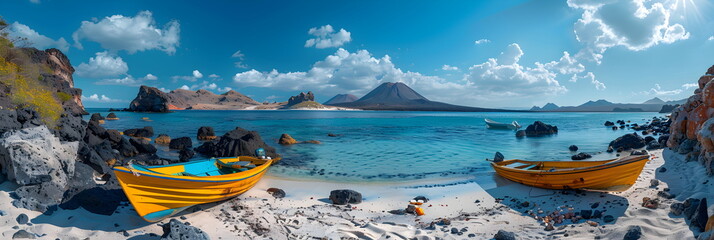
[87,109,664,183]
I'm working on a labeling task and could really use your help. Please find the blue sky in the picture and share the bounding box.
[3,0,714,108]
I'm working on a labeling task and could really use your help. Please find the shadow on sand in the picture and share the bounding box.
[653,149,712,237]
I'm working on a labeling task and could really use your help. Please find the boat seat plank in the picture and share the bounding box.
[514,164,534,169]
[506,162,530,168]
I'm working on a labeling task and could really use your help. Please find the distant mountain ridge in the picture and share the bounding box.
[331,82,514,112]
[531,97,688,112]
[642,97,665,104]
[323,94,358,105]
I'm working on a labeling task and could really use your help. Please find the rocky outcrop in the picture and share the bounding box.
[106,112,118,120]
[124,126,154,138]
[668,65,714,175]
[287,91,315,106]
[128,86,171,112]
[278,133,298,145]
[516,121,558,137]
[197,126,216,140]
[155,134,171,144]
[22,48,87,116]
[278,133,320,145]
[195,127,279,158]
[169,137,192,150]
[0,126,78,212]
[660,104,679,113]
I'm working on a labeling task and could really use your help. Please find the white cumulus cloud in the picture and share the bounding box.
[462,43,568,98]
[75,51,128,78]
[304,25,352,49]
[6,22,69,52]
[192,70,203,79]
[643,83,683,95]
[474,39,491,45]
[72,11,180,54]
[96,73,157,86]
[569,0,689,64]
[231,50,248,68]
[233,45,571,106]
[441,65,459,71]
[172,70,204,82]
[81,94,124,103]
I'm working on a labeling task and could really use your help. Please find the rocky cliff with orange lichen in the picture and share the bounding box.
[668,65,714,175]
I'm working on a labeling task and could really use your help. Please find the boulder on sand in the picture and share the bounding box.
[329,189,362,205]
[609,133,646,150]
[0,126,79,212]
[169,137,193,150]
[197,126,216,140]
[195,127,279,158]
[160,219,210,240]
[493,230,516,240]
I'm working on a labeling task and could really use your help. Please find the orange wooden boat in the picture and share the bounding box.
[491,155,649,191]
[113,156,275,222]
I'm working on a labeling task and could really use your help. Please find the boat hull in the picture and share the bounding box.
[491,155,649,191]
[113,158,272,222]
[484,119,520,130]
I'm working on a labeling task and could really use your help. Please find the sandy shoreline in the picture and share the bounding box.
[0,149,710,239]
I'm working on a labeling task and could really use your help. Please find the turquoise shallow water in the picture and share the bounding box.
[87,109,663,182]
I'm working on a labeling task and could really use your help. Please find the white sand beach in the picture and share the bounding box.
[0,148,709,239]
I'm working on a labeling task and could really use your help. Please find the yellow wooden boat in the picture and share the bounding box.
[113,156,276,222]
[491,155,649,191]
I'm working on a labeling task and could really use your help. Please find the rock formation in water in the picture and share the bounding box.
[128,86,172,112]
[668,65,714,175]
[323,94,358,105]
[515,121,558,137]
[126,86,275,112]
[287,91,315,106]
[195,127,279,158]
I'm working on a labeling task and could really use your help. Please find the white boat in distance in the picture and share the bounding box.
[484,118,521,130]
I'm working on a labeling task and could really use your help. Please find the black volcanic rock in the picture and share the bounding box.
[609,133,645,150]
[520,121,558,136]
[323,94,358,105]
[287,91,315,106]
[195,127,278,158]
[333,82,507,112]
[128,86,171,112]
